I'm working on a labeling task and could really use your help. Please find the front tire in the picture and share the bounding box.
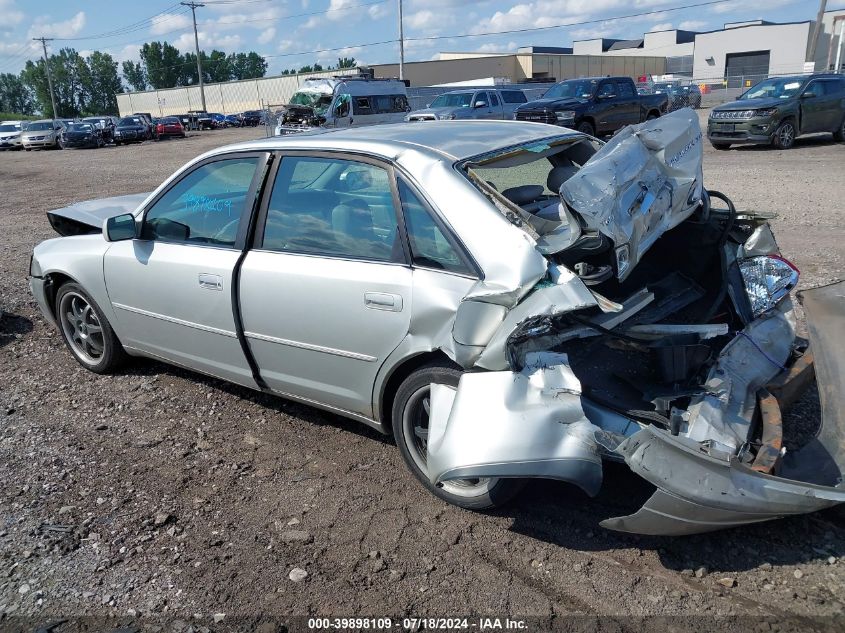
[55,283,127,374]
[576,121,595,136]
[711,142,731,150]
[772,119,796,149]
[391,361,524,510]
[833,117,845,142]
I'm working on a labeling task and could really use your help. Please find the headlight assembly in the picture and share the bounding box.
[739,255,799,317]
[556,110,576,121]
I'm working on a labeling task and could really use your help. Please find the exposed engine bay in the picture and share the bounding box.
[426,110,844,534]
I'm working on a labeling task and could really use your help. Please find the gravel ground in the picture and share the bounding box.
[1,114,844,630]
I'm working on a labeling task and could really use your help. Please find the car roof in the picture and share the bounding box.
[211,120,580,162]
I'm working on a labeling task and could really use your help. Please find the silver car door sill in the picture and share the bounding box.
[243,331,378,362]
[112,302,238,338]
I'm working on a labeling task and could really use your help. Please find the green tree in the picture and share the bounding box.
[0,73,34,114]
[337,57,356,69]
[83,52,122,114]
[21,48,86,117]
[229,52,267,80]
[122,60,147,91]
[140,41,183,89]
[205,50,231,83]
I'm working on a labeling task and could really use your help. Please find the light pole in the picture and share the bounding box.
[398,0,405,81]
[181,1,207,111]
[33,37,58,120]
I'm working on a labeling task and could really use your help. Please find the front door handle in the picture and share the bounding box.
[364,292,403,312]
[198,273,223,291]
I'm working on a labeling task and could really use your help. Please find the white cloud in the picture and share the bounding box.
[27,11,86,39]
[116,44,142,64]
[407,10,438,30]
[649,22,673,32]
[0,0,24,28]
[278,40,294,52]
[173,31,242,53]
[258,27,276,45]
[150,12,192,36]
[679,20,707,30]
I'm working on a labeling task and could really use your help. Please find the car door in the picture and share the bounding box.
[799,80,828,133]
[103,152,269,387]
[818,79,845,131]
[594,81,618,133]
[238,153,413,417]
[615,80,640,125]
[487,91,504,119]
[473,92,496,119]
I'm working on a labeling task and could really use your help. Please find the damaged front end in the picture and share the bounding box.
[427,110,845,534]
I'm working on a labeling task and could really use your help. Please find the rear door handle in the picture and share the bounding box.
[198,273,223,291]
[364,292,403,312]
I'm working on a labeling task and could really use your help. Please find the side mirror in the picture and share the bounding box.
[800,91,816,99]
[473,101,487,108]
[104,213,137,242]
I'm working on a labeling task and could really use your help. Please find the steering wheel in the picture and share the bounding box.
[210,218,240,244]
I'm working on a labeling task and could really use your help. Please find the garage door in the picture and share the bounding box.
[725,51,771,88]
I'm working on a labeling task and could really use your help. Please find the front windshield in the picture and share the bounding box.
[543,79,598,99]
[27,122,53,131]
[652,83,674,93]
[741,78,805,100]
[430,93,474,108]
[0,124,20,132]
[69,123,93,132]
[119,117,142,126]
[289,91,333,113]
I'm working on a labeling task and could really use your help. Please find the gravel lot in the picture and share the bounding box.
[1,113,844,630]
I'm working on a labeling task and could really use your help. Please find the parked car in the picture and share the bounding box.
[224,114,242,127]
[82,116,116,143]
[28,112,844,535]
[155,116,186,139]
[61,122,105,149]
[114,116,151,145]
[514,76,668,136]
[275,77,410,135]
[241,110,262,127]
[21,119,65,150]
[708,73,845,150]
[187,110,214,130]
[651,81,702,110]
[406,88,527,121]
[0,121,26,150]
[209,113,228,128]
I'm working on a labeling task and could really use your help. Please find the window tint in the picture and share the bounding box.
[822,80,844,95]
[372,94,409,113]
[489,92,500,107]
[598,82,615,97]
[617,81,635,97]
[354,97,372,114]
[502,90,527,104]
[142,157,259,247]
[804,82,824,98]
[398,179,471,275]
[261,156,399,262]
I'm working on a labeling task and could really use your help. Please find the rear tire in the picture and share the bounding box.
[55,282,127,374]
[576,121,595,136]
[647,111,660,120]
[391,361,524,510]
[711,142,731,150]
[772,119,796,149]
[833,117,845,142]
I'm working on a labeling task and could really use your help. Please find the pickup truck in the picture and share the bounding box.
[514,76,668,136]
[406,88,528,121]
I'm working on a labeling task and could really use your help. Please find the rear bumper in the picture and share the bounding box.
[603,282,845,535]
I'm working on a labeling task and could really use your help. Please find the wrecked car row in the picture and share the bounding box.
[29,110,844,535]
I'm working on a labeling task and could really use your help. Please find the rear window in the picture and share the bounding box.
[119,117,142,126]
[161,117,179,124]
[501,90,527,104]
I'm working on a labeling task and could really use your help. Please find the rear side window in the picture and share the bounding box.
[398,179,471,275]
[617,81,635,97]
[354,97,372,114]
[260,156,400,262]
[372,94,409,113]
[822,80,844,95]
[489,92,500,107]
[143,157,259,247]
[502,90,527,104]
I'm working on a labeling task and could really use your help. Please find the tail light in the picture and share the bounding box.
[156,124,163,132]
[739,255,799,317]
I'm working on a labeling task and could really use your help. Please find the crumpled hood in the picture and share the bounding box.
[715,97,784,111]
[560,108,704,280]
[46,192,150,234]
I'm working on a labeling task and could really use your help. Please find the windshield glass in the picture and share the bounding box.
[69,123,93,132]
[543,79,598,100]
[289,91,333,113]
[118,117,142,126]
[27,122,53,131]
[0,124,20,132]
[741,78,805,100]
[161,117,179,124]
[430,93,474,108]
[652,83,674,93]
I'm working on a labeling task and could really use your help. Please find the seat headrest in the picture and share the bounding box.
[501,184,544,206]
[547,165,580,193]
[331,201,374,241]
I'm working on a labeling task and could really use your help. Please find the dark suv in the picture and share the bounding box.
[707,73,845,150]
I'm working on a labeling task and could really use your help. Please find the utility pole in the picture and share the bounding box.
[397,0,405,81]
[807,0,827,65]
[33,37,58,121]
[181,1,207,110]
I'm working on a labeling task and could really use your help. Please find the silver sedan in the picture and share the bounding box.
[29,114,845,535]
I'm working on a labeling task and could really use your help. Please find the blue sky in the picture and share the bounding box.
[1,0,843,76]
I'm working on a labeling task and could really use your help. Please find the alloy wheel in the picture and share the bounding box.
[778,122,795,147]
[402,385,495,498]
[59,291,105,366]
